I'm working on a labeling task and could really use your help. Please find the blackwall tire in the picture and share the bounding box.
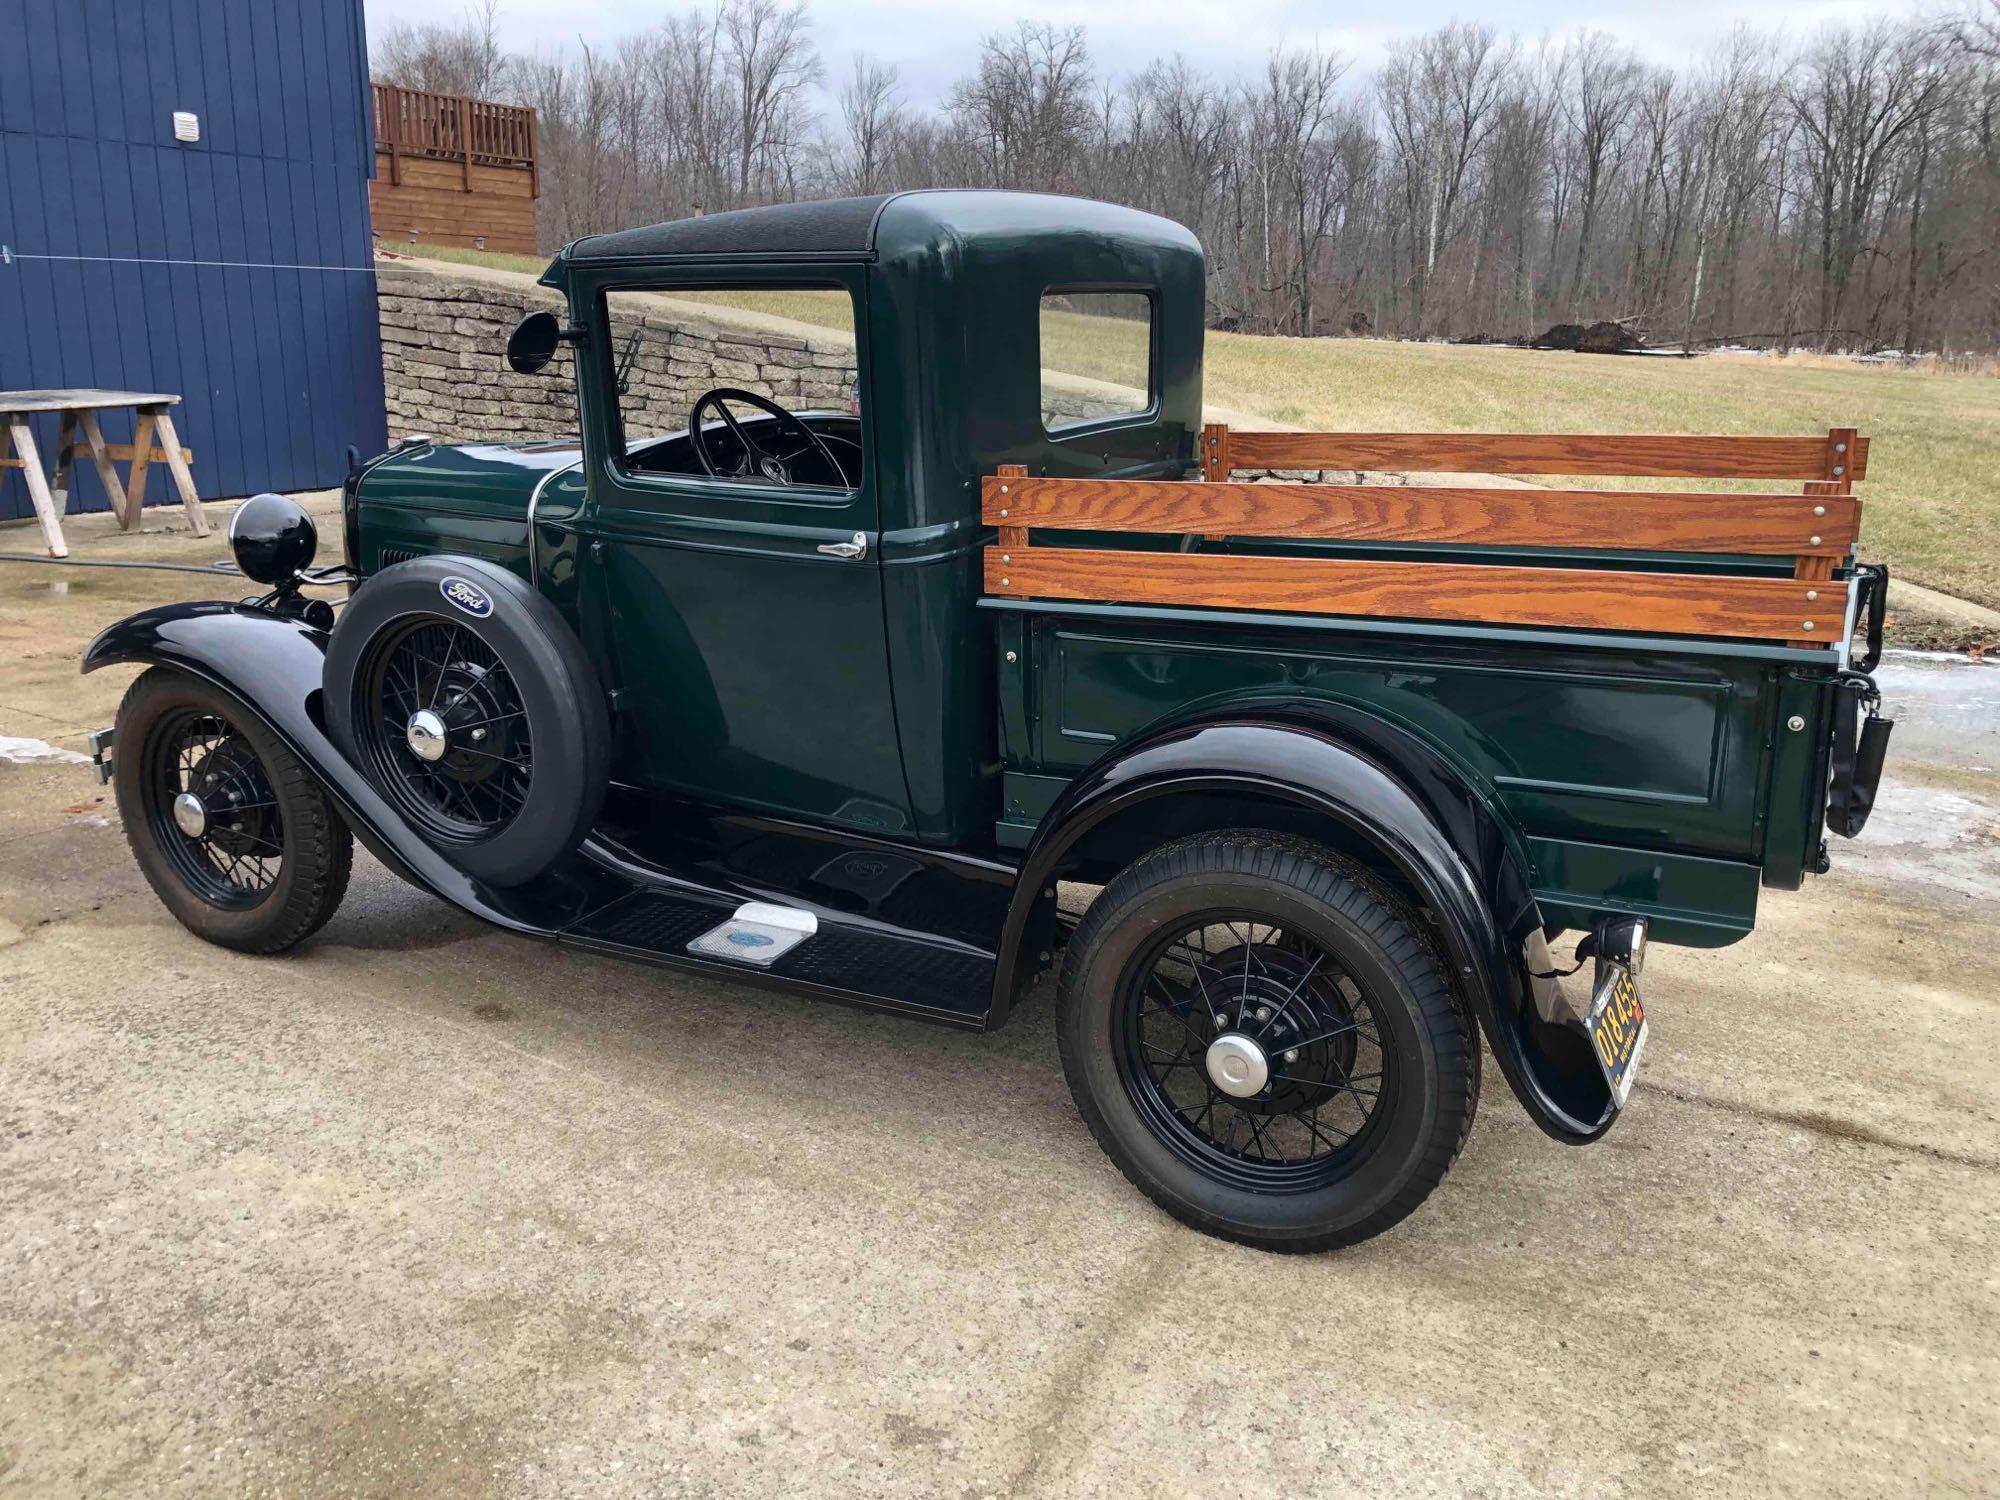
[113,667,353,953]
[1056,831,1476,1253]
[325,556,609,886]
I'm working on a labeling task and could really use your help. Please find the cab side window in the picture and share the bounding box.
[1039,289,1155,432]
[604,285,864,490]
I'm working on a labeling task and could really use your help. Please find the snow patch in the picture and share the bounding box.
[0,736,89,766]
[1844,782,2000,903]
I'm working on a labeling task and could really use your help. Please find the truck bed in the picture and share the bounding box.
[980,426,1875,947]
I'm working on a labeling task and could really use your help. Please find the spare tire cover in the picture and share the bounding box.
[325,555,610,886]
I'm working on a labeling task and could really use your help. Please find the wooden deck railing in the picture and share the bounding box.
[372,82,539,196]
[984,426,1870,646]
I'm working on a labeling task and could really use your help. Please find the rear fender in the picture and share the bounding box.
[994,703,1617,1142]
[82,601,545,933]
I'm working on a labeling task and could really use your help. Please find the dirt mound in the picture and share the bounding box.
[1535,320,1643,353]
[1577,320,1644,354]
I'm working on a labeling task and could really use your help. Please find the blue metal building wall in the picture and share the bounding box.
[0,0,386,521]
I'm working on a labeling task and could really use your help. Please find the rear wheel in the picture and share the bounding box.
[113,668,352,953]
[1057,831,1475,1252]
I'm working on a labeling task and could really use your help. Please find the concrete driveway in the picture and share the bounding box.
[2,505,1996,1498]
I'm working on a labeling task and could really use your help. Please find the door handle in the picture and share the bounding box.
[817,531,868,561]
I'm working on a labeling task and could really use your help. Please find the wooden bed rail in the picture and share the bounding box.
[1197,424,1868,482]
[983,425,1870,646]
[983,477,1858,556]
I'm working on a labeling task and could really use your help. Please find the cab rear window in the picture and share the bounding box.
[1039,290,1154,432]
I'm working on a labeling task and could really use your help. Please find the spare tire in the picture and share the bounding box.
[325,555,609,886]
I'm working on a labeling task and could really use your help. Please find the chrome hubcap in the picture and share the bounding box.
[1205,1032,1270,1099]
[405,708,449,763]
[171,791,209,838]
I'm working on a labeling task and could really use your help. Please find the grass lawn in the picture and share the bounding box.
[402,247,2000,609]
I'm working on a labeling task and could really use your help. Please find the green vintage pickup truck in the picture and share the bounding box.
[85,191,1893,1250]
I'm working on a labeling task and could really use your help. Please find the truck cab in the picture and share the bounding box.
[87,191,1894,1251]
[352,191,1205,845]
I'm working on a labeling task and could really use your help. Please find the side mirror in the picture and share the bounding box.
[506,310,563,375]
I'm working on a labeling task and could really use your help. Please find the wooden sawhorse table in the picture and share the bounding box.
[0,390,208,557]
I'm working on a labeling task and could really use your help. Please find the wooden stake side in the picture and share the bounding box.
[979,475,1858,555]
[990,463,1028,595]
[1795,425,1860,583]
[1220,428,1869,481]
[984,546,1842,644]
[1197,422,1230,542]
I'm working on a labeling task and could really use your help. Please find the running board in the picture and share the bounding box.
[559,885,995,1029]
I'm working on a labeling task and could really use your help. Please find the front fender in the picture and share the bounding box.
[83,601,548,934]
[994,707,1616,1143]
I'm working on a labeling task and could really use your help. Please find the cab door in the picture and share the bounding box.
[567,264,915,835]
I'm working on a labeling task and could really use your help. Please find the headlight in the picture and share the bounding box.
[228,493,317,585]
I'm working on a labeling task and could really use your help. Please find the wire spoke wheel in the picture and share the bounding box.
[352,615,534,841]
[142,707,286,909]
[1115,912,1394,1194]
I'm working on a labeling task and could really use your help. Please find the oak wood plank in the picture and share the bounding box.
[1795,427,1860,580]
[1225,430,1869,480]
[1197,423,1231,541]
[984,546,1842,643]
[981,476,1859,555]
[991,464,1029,580]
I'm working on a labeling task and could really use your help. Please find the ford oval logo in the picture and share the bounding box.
[439,576,493,618]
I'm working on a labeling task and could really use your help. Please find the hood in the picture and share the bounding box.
[354,438,584,519]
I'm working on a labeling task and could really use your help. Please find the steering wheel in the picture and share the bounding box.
[689,387,846,487]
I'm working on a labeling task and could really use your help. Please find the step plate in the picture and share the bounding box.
[687,908,813,968]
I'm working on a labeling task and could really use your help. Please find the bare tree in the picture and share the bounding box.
[839,54,905,196]
[433,6,2000,352]
[373,0,508,97]
[1788,20,1953,344]
[948,23,1095,189]
[721,0,822,206]
[1559,32,1642,307]
[1378,24,1512,334]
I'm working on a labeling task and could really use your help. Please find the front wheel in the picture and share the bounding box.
[112,668,352,953]
[1057,831,1477,1252]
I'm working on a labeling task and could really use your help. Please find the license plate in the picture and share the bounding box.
[1586,964,1648,1108]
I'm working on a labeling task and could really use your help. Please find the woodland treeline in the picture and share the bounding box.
[375,1,2000,352]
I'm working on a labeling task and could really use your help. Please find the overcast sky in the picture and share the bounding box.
[362,0,1936,110]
